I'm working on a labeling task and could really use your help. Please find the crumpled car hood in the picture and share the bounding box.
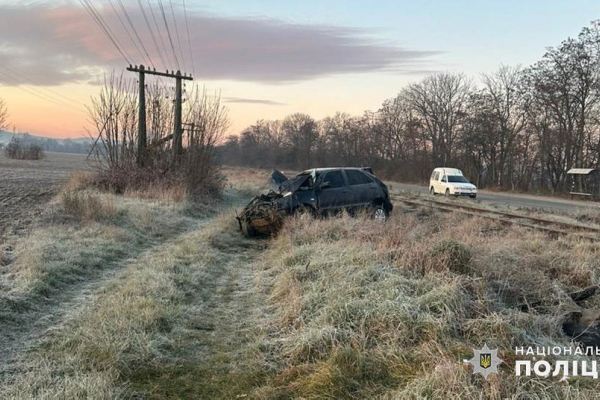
[270,169,288,187]
[270,169,311,194]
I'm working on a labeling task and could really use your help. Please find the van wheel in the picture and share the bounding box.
[430,186,435,195]
[445,189,450,197]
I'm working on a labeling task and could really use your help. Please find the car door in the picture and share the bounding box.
[316,170,352,214]
[439,175,448,193]
[345,169,377,208]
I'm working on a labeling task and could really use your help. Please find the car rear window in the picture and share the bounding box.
[323,171,346,188]
[346,170,373,185]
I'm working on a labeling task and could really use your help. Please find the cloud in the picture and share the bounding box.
[223,97,286,106]
[0,2,440,86]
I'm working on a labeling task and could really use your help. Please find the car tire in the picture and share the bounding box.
[430,186,435,195]
[372,204,388,221]
[470,195,477,199]
[445,188,450,197]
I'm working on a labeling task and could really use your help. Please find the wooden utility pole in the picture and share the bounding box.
[173,70,183,163]
[136,65,146,165]
[126,65,193,165]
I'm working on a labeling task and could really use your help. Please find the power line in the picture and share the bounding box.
[0,65,83,107]
[107,0,171,96]
[115,0,156,69]
[147,0,175,69]
[0,70,86,114]
[169,0,187,72]
[182,0,195,75]
[157,0,181,71]
[78,0,132,65]
[106,0,147,64]
[137,0,168,69]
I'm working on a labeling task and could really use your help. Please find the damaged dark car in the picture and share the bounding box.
[237,167,393,237]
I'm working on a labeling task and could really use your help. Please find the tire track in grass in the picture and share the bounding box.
[124,214,273,398]
[0,210,273,398]
[0,198,199,374]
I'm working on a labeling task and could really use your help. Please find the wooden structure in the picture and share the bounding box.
[567,168,600,199]
[126,65,193,165]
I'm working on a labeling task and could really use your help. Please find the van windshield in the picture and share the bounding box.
[447,175,469,183]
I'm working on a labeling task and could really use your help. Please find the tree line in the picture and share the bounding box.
[219,21,600,193]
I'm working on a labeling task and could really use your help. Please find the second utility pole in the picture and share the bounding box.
[137,65,146,166]
[173,70,183,163]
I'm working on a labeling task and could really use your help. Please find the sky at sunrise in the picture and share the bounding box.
[0,0,599,139]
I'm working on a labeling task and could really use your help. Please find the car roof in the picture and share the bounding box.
[434,167,463,175]
[301,167,371,174]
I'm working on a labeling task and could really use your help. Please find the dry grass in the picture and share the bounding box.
[5,166,600,398]
[0,207,267,398]
[59,190,118,222]
[249,210,600,398]
[222,166,274,197]
[0,187,194,322]
[0,168,268,398]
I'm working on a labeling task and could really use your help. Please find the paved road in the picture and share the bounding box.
[387,181,600,214]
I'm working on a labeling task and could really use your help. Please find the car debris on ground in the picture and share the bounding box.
[236,190,285,237]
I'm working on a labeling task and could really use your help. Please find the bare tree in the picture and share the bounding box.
[478,65,527,188]
[218,21,600,194]
[87,73,137,168]
[282,113,317,169]
[87,72,230,196]
[403,73,472,166]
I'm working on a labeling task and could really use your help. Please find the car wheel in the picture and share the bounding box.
[470,195,477,199]
[372,204,388,221]
[430,186,435,195]
[445,188,450,197]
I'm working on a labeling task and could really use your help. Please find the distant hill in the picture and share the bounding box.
[0,131,92,154]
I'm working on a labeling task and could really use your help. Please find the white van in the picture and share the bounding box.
[429,167,477,198]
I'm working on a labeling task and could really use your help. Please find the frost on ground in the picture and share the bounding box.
[3,166,600,398]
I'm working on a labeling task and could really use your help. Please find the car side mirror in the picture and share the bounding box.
[320,181,331,190]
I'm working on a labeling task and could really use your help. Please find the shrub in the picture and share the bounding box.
[4,137,44,160]
[90,152,224,201]
[59,190,117,222]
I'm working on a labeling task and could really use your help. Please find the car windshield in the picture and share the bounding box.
[447,175,469,183]
[296,173,313,190]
